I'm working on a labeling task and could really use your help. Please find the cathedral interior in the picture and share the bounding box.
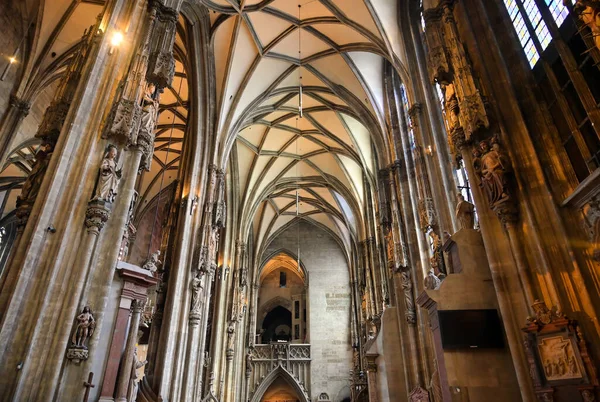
[1,0,600,401]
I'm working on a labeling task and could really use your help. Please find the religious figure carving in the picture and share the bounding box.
[137,83,160,171]
[190,273,203,314]
[428,230,445,276]
[455,193,475,230]
[128,346,148,402]
[473,137,510,207]
[139,83,159,137]
[92,145,121,202]
[17,142,54,207]
[424,268,441,290]
[72,306,95,348]
[400,271,416,324]
[142,250,162,275]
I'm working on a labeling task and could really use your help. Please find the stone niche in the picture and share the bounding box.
[418,228,521,402]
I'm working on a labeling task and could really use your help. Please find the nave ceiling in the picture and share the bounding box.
[1,0,414,264]
[202,0,411,262]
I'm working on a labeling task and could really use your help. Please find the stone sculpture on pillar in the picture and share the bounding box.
[137,83,159,171]
[473,136,518,224]
[92,145,122,203]
[67,306,96,364]
[455,193,475,230]
[190,273,203,322]
[128,346,147,402]
[142,250,162,275]
[16,142,54,212]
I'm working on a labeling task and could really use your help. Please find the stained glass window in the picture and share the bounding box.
[545,0,569,27]
[503,0,540,66]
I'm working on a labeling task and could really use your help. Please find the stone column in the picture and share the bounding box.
[0,95,31,163]
[452,130,535,402]
[114,298,146,402]
[99,263,157,401]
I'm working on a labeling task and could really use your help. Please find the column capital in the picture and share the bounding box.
[9,94,31,117]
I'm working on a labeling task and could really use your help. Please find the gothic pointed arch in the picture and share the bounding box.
[249,365,310,402]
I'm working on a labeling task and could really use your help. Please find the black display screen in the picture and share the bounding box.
[438,309,505,349]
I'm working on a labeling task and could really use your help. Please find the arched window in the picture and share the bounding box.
[502,0,600,184]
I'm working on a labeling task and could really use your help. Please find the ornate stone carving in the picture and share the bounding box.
[428,230,446,276]
[213,170,227,229]
[71,306,96,347]
[129,346,148,402]
[105,99,141,146]
[455,193,475,230]
[137,83,159,171]
[190,273,203,323]
[245,349,254,377]
[142,250,162,275]
[226,322,236,360]
[36,100,70,143]
[67,306,95,364]
[424,268,442,290]
[146,2,178,89]
[400,270,416,324]
[92,145,121,203]
[522,300,599,398]
[85,201,111,234]
[423,8,451,84]
[66,347,89,365]
[418,197,437,231]
[472,135,518,225]
[16,142,54,217]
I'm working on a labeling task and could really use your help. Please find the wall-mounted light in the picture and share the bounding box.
[109,31,124,54]
[1,56,17,81]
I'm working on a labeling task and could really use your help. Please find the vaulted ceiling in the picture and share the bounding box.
[202,0,409,260]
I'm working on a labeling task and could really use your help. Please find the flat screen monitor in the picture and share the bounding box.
[438,309,505,349]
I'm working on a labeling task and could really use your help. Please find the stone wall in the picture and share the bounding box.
[264,221,353,402]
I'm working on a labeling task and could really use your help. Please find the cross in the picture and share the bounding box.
[82,372,95,402]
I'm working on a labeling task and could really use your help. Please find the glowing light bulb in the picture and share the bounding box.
[9,57,16,64]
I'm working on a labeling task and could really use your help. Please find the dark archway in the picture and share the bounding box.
[262,305,292,343]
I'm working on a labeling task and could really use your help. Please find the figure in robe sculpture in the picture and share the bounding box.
[17,142,54,207]
[93,145,121,202]
[455,193,475,230]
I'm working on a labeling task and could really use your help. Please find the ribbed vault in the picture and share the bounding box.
[203,0,410,260]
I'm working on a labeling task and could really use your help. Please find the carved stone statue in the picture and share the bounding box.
[424,268,441,290]
[142,250,162,275]
[137,83,159,170]
[128,346,147,402]
[455,193,475,230]
[190,273,203,314]
[140,83,159,137]
[428,230,445,275]
[72,306,95,348]
[92,145,121,202]
[17,142,54,207]
[473,137,511,208]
